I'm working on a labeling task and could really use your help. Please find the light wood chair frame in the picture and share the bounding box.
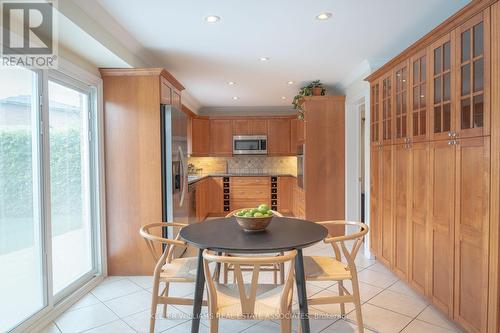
[305,221,369,333]
[222,209,285,284]
[203,250,297,333]
[140,222,207,333]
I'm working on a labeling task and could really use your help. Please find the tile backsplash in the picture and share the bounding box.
[188,156,297,176]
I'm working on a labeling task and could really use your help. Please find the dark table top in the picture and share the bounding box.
[180,217,328,253]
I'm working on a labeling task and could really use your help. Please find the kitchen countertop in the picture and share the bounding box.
[188,173,296,184]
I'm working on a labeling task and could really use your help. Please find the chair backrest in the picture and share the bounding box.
[225,208,283,218]
[203,250,296,316]
[317,221,369,272]
[139,222,188,269]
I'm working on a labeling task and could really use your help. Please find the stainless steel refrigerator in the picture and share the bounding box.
[160,104,188,256]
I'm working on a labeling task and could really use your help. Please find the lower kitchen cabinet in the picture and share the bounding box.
[195,178,210,221]
[408,142,429,295]
[393,143,410,280]
[370,146,381,256]
[428,140,455,316]
[230,177,270,210]
[370,137,491,332]
[277,176,293,214]
[453,136,490,333]
[379,145,393,267]
[208,177,224,214]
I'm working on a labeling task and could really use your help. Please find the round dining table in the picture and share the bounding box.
[180,216,328,333]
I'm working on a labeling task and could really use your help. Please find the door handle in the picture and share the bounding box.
[179,147,187,207]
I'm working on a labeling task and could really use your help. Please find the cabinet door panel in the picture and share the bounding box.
[456,12,490,138]
[160,78,172,104]
[428,141,455,315]
[380,145,393,267]
[394,62,410,144]
[191,118,210,156]
[409,142,429,294]
[430,34,455,141]
[410,50,429,142]
[393,144,410,279]
[370,147,381,255]
[454,136,489,332]
[210,120,233,156]
[267,119,291,155]
[381,73,394,145]
[233,120,250,135]
[371,82,381,147]
[250,119,268,135]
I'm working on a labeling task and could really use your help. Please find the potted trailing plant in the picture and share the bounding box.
[292,80,326,119]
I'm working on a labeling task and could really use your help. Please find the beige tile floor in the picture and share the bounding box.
[41,242,466,333]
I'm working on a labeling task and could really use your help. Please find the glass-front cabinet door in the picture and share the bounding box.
[394,61,410,145]
[456,12,490,138]
[381,72,393,145]
[370,82,381,148]
[430,33,454,141]
[410,49,429,143]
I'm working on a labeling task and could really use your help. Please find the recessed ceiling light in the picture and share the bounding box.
[205,15,220,23]
[287,81,295,85]
[281,96,287,100]
[316,12,332,20]
[227,81,236,85]
[259,57,269,62]
[232,96,239,100]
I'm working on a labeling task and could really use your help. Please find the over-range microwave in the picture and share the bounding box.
[233,135,268,155]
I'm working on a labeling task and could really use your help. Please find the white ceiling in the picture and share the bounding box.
[76,0,469,110]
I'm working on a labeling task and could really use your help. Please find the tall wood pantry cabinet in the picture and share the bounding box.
[367,1,500,332]
[99,68,184,275]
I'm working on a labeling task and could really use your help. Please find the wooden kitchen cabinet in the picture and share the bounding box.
[267,119,291,156]
[230,177,270,209]
[100,68,184,275]
[277,176,293,214]
[190,118,210,156]
[195,178,210,221]
[208,177,224,214]
[370,146,381,256]
[232,119,268,135]
[454,136,490,332]
[367,3,499,332]
[408,142,429,295]
[232,120,250,135]
[393,143,410,280]
[210,120,233,156]
[380,144,393,267]
[250,119,268,134]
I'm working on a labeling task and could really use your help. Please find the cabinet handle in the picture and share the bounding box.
[448,131,458,138]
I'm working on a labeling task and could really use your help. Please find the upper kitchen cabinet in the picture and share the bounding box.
[232,119,268,135]
[455,11,490,138]
[160,77,172,104]
[370,81,381,148]
[250,119,268,134]
[430,33,455,141]
[381,71,394,145]
[394,60,410,145]
[267,119,291,156]
[189,117,210,156]
[409,49,429,143]
[210,119,233,156]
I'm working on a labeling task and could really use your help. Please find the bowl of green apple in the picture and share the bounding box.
[233,204,274,232]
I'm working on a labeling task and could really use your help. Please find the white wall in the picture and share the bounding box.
[343,69,372,257]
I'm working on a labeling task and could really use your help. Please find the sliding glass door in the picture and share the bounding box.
[48,78,95,296]
[0,68,100,331]
[0,68,45,332]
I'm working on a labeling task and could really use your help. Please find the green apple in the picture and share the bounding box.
[250,208,259,215]
[244,212,253,217]
[258,204,270,213]
[253,212,263,217]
